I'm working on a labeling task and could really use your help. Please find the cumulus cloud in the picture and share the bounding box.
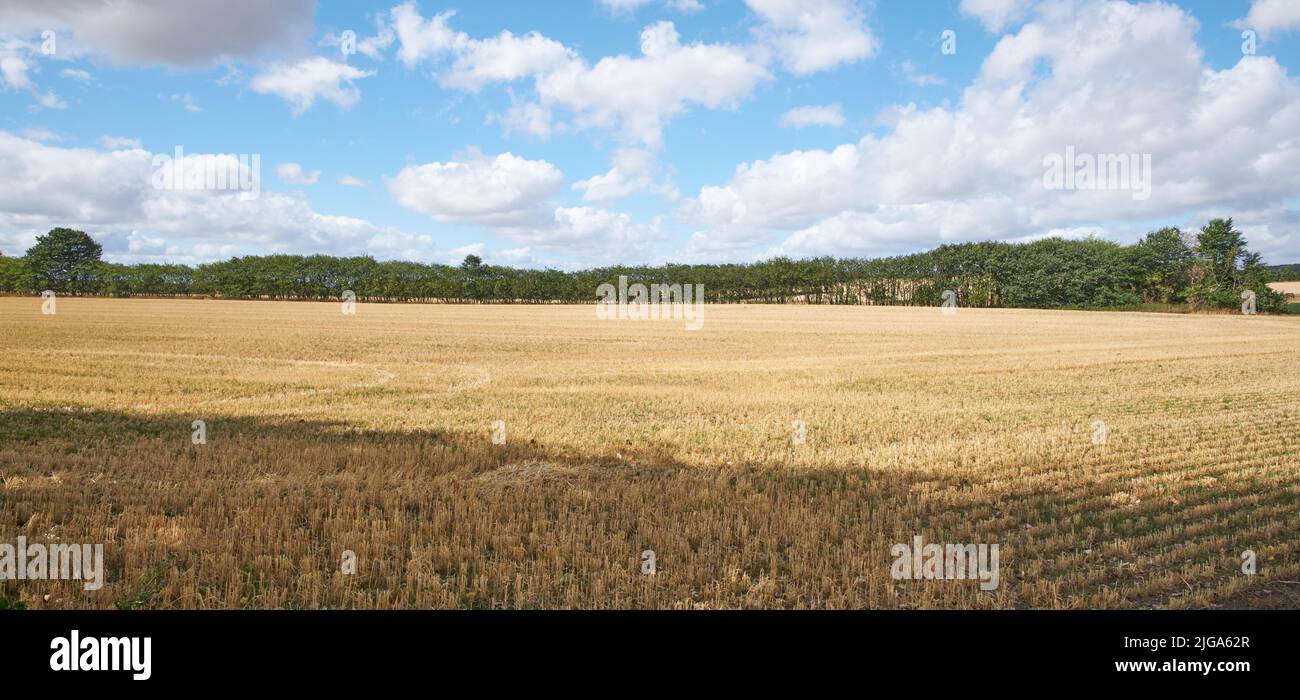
[779,104,845,128]
[390,4,465,67]
[488,94,557,140]
[746,0,877,75]
[0,54,32,90]
[534,21,769,147]
[0,45,68,109]
[0,130,441,264]
[899,59,945,86]
[1232,0,1300,40]
[442,31,574,91]
[21,127,62,142]
[0,0,314,67]
[275,162,320,185]
[959,0,1034,32]
[389,4,577,93]
[598,0,704,15]
[337,175,367,188]
[387,149,564,227]
[498,206,662,263]
[99,136,142,149]
[389,2,876,147]
[384,146,661,261]
[685,0,1300,262]
[390,5,769,147]
[573,148,678,203]
[34,89,66,109]
[249,57,374,115]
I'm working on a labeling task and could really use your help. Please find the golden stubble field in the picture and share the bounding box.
[1269,281,1300,297]
[1,297,1297,609]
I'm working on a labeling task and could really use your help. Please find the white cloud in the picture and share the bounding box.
[275,162,320,185]
[746,0,877,75]
[170,92,200,113]
[899,59,945,86]
[497,206,661,263]
[534,21,769,147]
[685,0,1300,262]
[779,104,845,128]
[0,54,32,90]
[357,26,398,60]
[390,6,769,147]
[0,130,441,264]
[383,144,660,262]
[387,150,564,226]
[572,148,676,203]
[390,4,465,67]
[444,242,486,264]
[59,67,92,82]
[337,175,367,188]
[489,93,556,140]
[442,30,574,91]
[34,89,66,109]
[1232,0,1300,40]
[598,0,704,14]
[0,45,65,110]
[99,136,142,149]
[546,206,650,246]
[249,57,374,115]
[574,168,645,203]
[600,0,654,12]
[0,0,314,67]
[21,127,62,142]
[387,4,574,90]
[959,0,1033,32]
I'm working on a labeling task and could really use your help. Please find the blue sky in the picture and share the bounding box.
[1,0,1298,268]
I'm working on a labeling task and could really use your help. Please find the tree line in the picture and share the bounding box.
[1265,263,1300,281]
[0,219,1289,312]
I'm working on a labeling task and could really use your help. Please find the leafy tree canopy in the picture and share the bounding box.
[24,227,103,294]
[0,224,1290,313]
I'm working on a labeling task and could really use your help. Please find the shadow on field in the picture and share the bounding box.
[0,403,703,476]
[0,404,1293,609]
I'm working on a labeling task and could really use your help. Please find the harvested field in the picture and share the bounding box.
[1,297,1297,609]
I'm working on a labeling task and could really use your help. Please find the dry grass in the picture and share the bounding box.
[1269,281,1300,298]
[1,297,1297,609]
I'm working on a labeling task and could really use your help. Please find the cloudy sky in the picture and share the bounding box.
[1,0,1298,268]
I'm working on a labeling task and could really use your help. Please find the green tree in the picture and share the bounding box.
[1188,218,1285,311]
[1195,218,1248,290]
[0,255,33,293]
[460,255,484,301]
[24,228,104,294]
[1130,227,1193,303]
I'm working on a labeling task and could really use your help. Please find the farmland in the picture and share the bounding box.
[1,297,1297,609]
[1269,281,1300,297]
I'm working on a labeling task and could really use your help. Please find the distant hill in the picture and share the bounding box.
[1266,263,1300,281]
